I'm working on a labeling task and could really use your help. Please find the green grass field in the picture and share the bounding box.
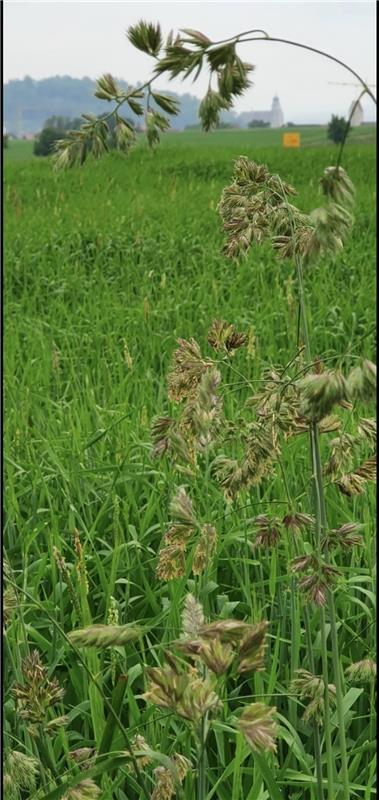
[4,129,376,800]
[4,138,35,161]
[4,124,376,162]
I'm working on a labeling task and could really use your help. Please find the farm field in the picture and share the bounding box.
[4,129,376,800]
[3,139,35,162]
[3,123,377,162]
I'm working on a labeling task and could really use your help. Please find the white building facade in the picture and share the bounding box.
[239,96,284,128]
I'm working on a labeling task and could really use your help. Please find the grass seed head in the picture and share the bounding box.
[213,419,278,499]
[157,487,200,580]
[169,486,197,527]
[3,585,17,628]
[180,367,222,451]
[12,650,64,729]
[302,690,336,725]
[355,454,376,481]
[319,166,355,205]
[337,472,367,496]
[68,748,96,767]
[163,524,195,546]
[298,370,349,421]
[62,779,102,800]
[207,319,247,353]
[345,659,377,683]
[304,202,353,260]
[73,528,89,595]
[237,702,278,753]
[282,512,315,532]
[181,593,205,638]
[291,557,340,606]
[317,414,342,433]
[128,21,163,57]
[151,766,175,800]
[151,417,193,466]
[45,715,69,733]
[322,522,364,551]
[297,574,328,606]
[347,360,376,402]
[336,455,376,496]
[167,338,213,402]
[217,157,293,260]
[247,325,256,359]
[68,624,142,648]
[199,89,231,132]
[212,455,244,500]
[151,753,191,800]
[237,621,269,673]
[199,619,251,643]
[4,750,39,793]
[252,515,282,548]
[144,659,221,722]
[189,639,235,676]
[125,735,152,773]
[290,669,336,725]
[357,417,377,445]
[324,431,358,478]
[192,524,217,575]
[157,539,187,581]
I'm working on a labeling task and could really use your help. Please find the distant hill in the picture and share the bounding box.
[3,75,238,135]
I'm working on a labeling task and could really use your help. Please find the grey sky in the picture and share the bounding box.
[3,0,377,123]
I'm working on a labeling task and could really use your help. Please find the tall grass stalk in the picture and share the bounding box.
[295,254,350,800]
[197,715,208,800]
[320,608,336,799]
[278,456,325,800]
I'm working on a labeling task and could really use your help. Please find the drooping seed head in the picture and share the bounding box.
[319,166,355,205]
[68,624,142,648]
[347,360,376,402]
[345,659,377,683]
[298,370,350,421]
[237,703,278,753]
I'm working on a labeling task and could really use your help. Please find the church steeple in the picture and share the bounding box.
[270,96,284,127]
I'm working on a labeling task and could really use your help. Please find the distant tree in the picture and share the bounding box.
[248,119,270,128]
[327,115,350,144]
[34,115,87,156]
[34,112,140,157]
[43,115,83,131]
[34,126,66,156]
[216,121,235,129]
[4,76,202,134]
[3,133,9,148]
[287,121,296,127]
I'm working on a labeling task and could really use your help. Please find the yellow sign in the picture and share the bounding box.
[282,132,300,148]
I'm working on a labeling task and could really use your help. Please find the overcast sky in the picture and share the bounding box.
[3,0,377,123]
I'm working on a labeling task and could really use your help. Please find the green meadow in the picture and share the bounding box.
[4,127,376,799]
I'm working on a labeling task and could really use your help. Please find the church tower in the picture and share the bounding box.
[270,96,284,128]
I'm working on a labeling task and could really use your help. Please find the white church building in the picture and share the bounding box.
[239,96,284,128]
